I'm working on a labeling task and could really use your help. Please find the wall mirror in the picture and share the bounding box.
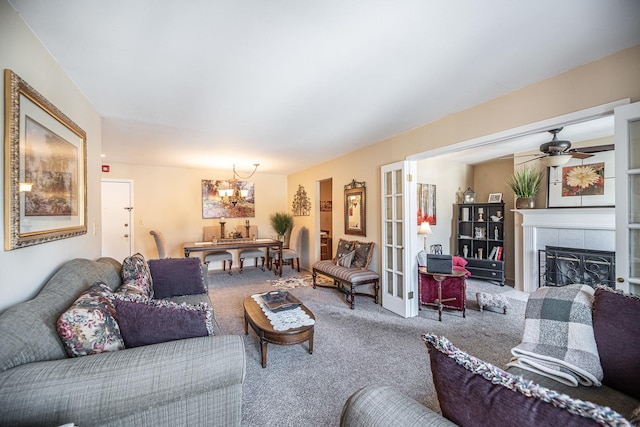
[344,179,366,236]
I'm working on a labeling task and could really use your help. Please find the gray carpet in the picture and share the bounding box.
[207,267,527,427]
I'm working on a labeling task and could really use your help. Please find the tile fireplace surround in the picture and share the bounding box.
[514,208,615,293]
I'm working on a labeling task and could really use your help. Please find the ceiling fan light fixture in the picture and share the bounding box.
[543,154,572,167]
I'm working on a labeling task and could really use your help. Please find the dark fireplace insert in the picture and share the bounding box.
[538,246,616,289]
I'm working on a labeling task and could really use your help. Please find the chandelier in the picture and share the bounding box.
[219,163,259,206]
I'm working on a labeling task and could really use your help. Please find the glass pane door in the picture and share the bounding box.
[614,101,640,295]
[380,161,417,317]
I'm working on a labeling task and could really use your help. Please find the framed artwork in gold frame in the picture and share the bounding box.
[4,69,87,250]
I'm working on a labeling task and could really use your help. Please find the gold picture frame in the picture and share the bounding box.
[4,69,87,250]
[344,179,366,236]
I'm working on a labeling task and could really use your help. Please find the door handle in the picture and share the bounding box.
[616,277,625,283]
[124,234,129,238]
[124,223,129,227]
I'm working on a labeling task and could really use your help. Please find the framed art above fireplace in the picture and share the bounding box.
[547,149,614,208]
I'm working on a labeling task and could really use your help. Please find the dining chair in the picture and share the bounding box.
[269,225,305,272]
[203,226,234,275]
[238,225,265,272]
[149,230,167,259]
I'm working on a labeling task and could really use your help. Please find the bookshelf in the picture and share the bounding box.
[456,202,505,286]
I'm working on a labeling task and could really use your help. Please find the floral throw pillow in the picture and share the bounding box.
[120,253,153,298]
[57,282,125,357]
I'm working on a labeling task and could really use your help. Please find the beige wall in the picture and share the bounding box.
[473,159,515,284]
[102,163,287,264]
[0,1,103,313]
[289,44,640,280]
[416,159,473,255]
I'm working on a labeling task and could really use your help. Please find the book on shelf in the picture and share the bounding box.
[496,246,503,261]
[488,246,498,260]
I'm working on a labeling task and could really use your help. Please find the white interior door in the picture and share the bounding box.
[381,161,417,317]
[101,179,134,261]
[614,101,640,295]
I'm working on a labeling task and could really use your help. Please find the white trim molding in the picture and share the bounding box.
[514,208,615,293]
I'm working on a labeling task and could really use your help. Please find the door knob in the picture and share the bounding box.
[616,277,625,283]
[124,223,128,227]
[124,234,129,238]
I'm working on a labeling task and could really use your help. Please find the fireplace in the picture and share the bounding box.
[514,207,615,293]
[538,246,616,288]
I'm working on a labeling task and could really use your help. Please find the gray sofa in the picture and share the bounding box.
[0,257,246,426]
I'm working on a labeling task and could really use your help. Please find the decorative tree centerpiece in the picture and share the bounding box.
[508,165,544,209]
[270,212,294,241]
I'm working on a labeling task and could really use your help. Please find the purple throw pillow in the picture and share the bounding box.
[422,333,629,427]
[593,286,640,399]
[148,258,206,299]
[113,297,213,348]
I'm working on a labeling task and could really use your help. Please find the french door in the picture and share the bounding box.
[614,101,640,295]
[380,161,417,317]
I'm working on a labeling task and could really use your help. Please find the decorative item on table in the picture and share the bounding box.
[418,221,432,251]
[427,254,453,274]
[507,165,543,209]
[270,212,293,242]
[260,291,302,312]
[463,187,476,203]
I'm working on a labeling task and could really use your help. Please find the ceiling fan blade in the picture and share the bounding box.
[516,157,542,166]
[498,153,545,161]
[570,152,593,159]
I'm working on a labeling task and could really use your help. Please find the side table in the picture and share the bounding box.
[418,267,467,321]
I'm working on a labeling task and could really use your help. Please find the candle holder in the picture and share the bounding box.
[219,220,226,239]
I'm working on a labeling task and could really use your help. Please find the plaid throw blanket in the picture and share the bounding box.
[507,284,603,387]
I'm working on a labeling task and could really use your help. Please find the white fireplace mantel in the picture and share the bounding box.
[514,208,615,293]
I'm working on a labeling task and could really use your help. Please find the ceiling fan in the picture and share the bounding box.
[516,128,594,166]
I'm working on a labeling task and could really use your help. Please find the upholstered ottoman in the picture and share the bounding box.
[476,292,508,314]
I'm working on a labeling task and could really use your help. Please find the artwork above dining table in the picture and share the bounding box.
[202,179,255,218]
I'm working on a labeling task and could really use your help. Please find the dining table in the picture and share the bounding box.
[183,238,284,276]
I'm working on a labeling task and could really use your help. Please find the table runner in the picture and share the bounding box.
[251,294,315,331]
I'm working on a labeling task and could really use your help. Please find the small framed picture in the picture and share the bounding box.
[488,193,503,203]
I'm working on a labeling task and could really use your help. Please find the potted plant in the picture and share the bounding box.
[269,212,293,241]
[508,165,543,209]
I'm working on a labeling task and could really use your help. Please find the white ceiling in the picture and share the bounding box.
[9,0,640,174]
